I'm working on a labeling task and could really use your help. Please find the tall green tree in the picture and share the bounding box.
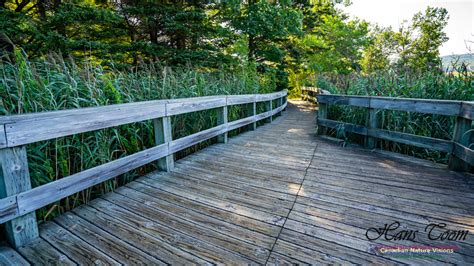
[361,6,449,74]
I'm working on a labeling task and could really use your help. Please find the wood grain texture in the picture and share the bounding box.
[317,95,370,107]
[17,238,74,265]
[265,100,273,123]
[55,212,166,265]
[0,94,289,225]
[0,196,17,225]
[0,91,287,148]
[370,97,461,116]
[251,102,257,130]
[317,118,455,153]
[317,118,367,135]
[368,128,454,153]
[316,94,467,117]
[0,147,38,247]
[166,97,226,116]
[453,142,474,166]
[226,94,255,105]
[365,108,378,149]
[0,246,29,266]
[14,100,474,265]
[4,101,167,147]
[40,222,119,265]
[169,124,227,154]
[460,102,474,120]
[0,126,6,149]
[154,117,174,172]
[217,106,228,144]
[227,116,255,132]
[17,144,168,215]
[450,117,473,170]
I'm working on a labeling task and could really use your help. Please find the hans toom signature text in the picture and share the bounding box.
[366,222,469,242]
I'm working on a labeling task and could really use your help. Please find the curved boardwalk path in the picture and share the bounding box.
[7,101,474,265]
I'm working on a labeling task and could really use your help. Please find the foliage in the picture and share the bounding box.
[0,52,274,222]
[0,0,471,226]
[317,67,473,162]
[361,7,450,74]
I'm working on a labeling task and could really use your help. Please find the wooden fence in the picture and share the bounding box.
[0,91,287,247]
[301,89,473,172]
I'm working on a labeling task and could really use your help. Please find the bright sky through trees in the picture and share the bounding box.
[341,0,473,56]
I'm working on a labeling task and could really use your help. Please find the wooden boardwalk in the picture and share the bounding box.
[5,100,474,265]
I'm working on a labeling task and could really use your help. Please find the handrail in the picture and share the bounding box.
[306,93,473,173]
[300,87,320,102]
[0,90,287,247]
[0,91,287,148]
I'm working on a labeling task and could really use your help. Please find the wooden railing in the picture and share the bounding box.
[0,90,287,247]
[305,93,473,172]
[301,87,320,102]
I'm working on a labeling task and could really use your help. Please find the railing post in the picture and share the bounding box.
[277,96,283,116]
[0,147,39,248]
[316,102,327,135]
[153,117,174,172]
[366,100,378,149]
[217,105,228,143]
[266,100,273,123]
[247,101,257,130]
[449,115,471,171]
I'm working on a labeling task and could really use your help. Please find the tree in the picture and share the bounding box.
[361,6,449,74]
[408,6,449,71]
[361,27,396,74]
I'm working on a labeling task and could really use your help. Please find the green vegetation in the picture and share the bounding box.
[313,6,473,162]
[0,0,472,226]
[0,51,275,223]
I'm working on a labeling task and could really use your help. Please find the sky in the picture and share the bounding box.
[340,0,473,56]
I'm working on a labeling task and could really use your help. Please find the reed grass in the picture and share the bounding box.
[0,51,276,225]
[316,70,473,163]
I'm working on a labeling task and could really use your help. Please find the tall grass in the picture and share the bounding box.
[316,70,473,163]
[0,51,276,226]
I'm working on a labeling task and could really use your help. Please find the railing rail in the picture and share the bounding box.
[300,87,320,103]
[301,91,473,173]
[0,90,287,247]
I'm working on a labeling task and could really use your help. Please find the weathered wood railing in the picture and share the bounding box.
[307,93,473,172]
[301,87,320,103]
[0,91,287,247]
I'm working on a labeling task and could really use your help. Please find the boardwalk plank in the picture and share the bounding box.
[73,204,210,264]
[0,246,29,266]
[40,222,119,265]
[54,213,166,265]
[12,100,474,265]
[17,238,74,265]
[124,181,281,237]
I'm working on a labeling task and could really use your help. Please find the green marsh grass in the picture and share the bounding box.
[317,70,473,163]
[0,52,275,228]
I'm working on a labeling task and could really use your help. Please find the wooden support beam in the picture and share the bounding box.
[246,102,257,131]
[278,97,284,115]
[449,115,472,172]
[0,147,38,248]
[316,103,327,135]
[217,106,228,144]
[154,117,174,172]
[265,100,273,123]
[365,108,378,149]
